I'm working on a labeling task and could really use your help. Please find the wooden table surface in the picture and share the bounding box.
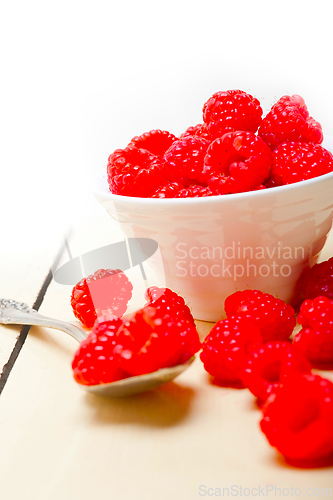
[0,202,332,500]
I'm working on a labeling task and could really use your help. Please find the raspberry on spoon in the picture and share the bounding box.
[71,269,133,328]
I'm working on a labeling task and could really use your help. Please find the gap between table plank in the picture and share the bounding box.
[0,243,65,395]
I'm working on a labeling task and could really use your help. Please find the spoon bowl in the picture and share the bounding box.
[0,299,195,397]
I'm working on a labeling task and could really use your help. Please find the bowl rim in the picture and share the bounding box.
[92,136,333,206]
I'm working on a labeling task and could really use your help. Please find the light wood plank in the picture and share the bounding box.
[0,217,333,500]
[0,248,53,380]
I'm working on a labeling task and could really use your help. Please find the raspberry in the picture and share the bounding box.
[163,135,210,185]
[202,90,262,141]
[107,146,162,197]
[271,142,333,185]
[241,341,312,403]
[72,316,127,385]
[70,269,133,328]
[260,374,333,464]
[200,315,262,383]
[224,290,296,343]
[72,290,201,384]
[118,309,200,376]
[179,124,211,141]
[293,296,333,366]
[144,286,195,325]
[150,181,183,198]
[127,129,178,158]
[297,257,333,301]
[179,124,203,139]
[264,177,281,189]
[203,131,273,195]
[175,185,215,198]
[258,94,323,150]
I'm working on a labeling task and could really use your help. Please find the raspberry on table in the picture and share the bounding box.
[202,90,263,141]
[175,185,215,198]
[297,257,333,301]
[200,315,263,383]
[258,94,323,150]
[150,181,184,198]
[241,341,312,403]
[107,146,163,197]
[72,316,127,385]
[70,269,133,328]
[271,141,333,185]
[203,132,273,195]
[293,296,333,366]
[260,374,333,465]
[224,290,296,343]
[127,129,178,158]
[163,135,210,185]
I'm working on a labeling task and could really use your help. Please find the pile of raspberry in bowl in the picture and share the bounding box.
[106,90,333,198]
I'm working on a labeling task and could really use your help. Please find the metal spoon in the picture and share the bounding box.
[0,299,194,397]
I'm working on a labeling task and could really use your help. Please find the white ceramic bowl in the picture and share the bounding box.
[92,137,333,322]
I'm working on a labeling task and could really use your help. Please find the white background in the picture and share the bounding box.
[1,0,333,253]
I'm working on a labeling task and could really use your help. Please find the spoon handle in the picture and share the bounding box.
[0,299,86,343]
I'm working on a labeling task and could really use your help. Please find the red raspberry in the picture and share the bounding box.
[271,141,333,185]
[72,290,201,384]
[150,181,183,198]
[71,269,133,328]
[264,177,281,189]
[297,257,333,301]
[241,341,312,403]
[200,315,262,383]
[175,185,215,198]
[163,135,210,185]
[179,124,204,139]
[179,124,211,141]
[127,129,178,158]
[118,308,200,376]
[107,146,162,197]
[144,286,195,325]
[293,296,333,366]
[258,94,323,150]
[260,374,333,464]
[72,316,127,385]
[203,132,273,194]
[202,90,263,141]
[224,290,296,342]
